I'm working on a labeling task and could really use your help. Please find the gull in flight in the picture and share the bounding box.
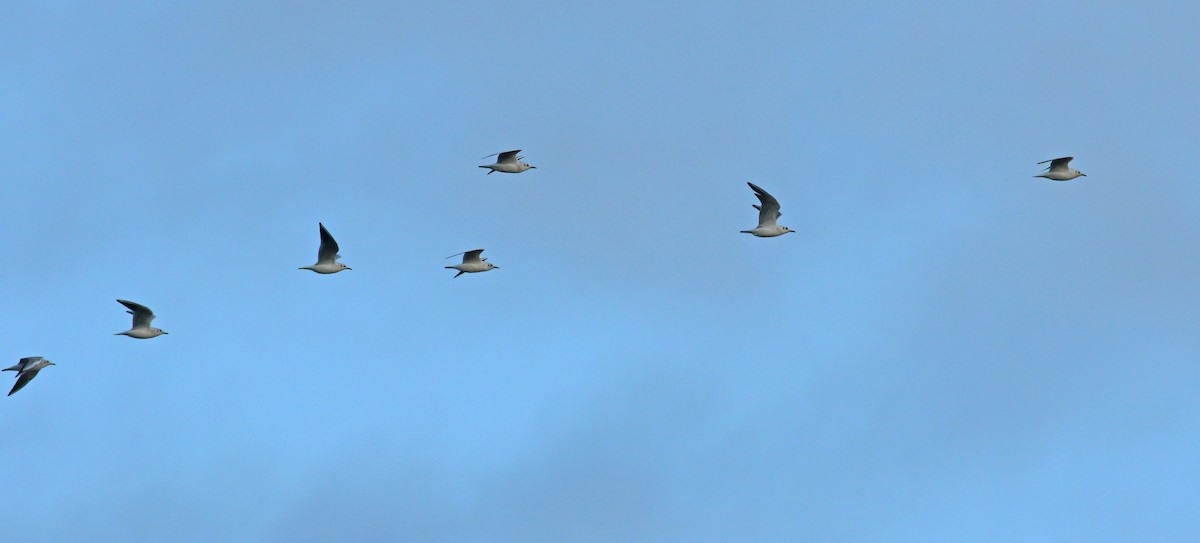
[740,182,795,237]
[445,249,499,278]
[4,357,55,396]
[299,223,351,274]
[479,150,536,174]
[115,299,168,339]
[1035,157,1086,181]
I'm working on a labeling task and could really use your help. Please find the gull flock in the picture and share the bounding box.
[5,153,1085,396]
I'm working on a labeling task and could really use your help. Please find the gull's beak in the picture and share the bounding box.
[1081,173,1087,176]
[346,267,353,270]
[47,362,56,365]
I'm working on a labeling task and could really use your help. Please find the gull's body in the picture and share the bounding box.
[1035,157,1086,181]
[4,357,55,396]
[445,249,499,278]
[115,299,168,339]
[299,223,351,274]
[479,150,536,174]
[740,182,795,237]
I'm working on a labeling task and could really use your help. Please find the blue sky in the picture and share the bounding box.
[3,2,1199,541]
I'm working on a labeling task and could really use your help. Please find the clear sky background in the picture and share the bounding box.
[3,2,1199,541]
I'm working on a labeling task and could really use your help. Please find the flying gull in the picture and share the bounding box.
[1035,157,1086,181]
[445,249,499,278]
[740,182,795,237]
[479,150,536,174]
[299,223,352,274]
[115,299,168,339]
[4,357,55,396]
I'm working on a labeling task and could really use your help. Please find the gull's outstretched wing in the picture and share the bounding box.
[481,150,522,163]
[748,182,782,228]
[1037,157,1073,172]
[317,223,341,264]
[9,372,36,396]
[9,363,46,396]
[118,299,156,329]
[444,249,485,263]
[462,249,485,264]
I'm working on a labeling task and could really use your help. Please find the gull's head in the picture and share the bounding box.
[488,263,499,270]
[155,328,168,336]
[783,227,795,234]
[339,263,352,271]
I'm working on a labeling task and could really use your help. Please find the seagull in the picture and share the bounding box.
[299,223,351,274]
[740,182,795,237]
[445,249,499,278]
[1035,157,1086,181]
[479,150,536,174]
[115,299,168,339]
[4,357,54,396]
